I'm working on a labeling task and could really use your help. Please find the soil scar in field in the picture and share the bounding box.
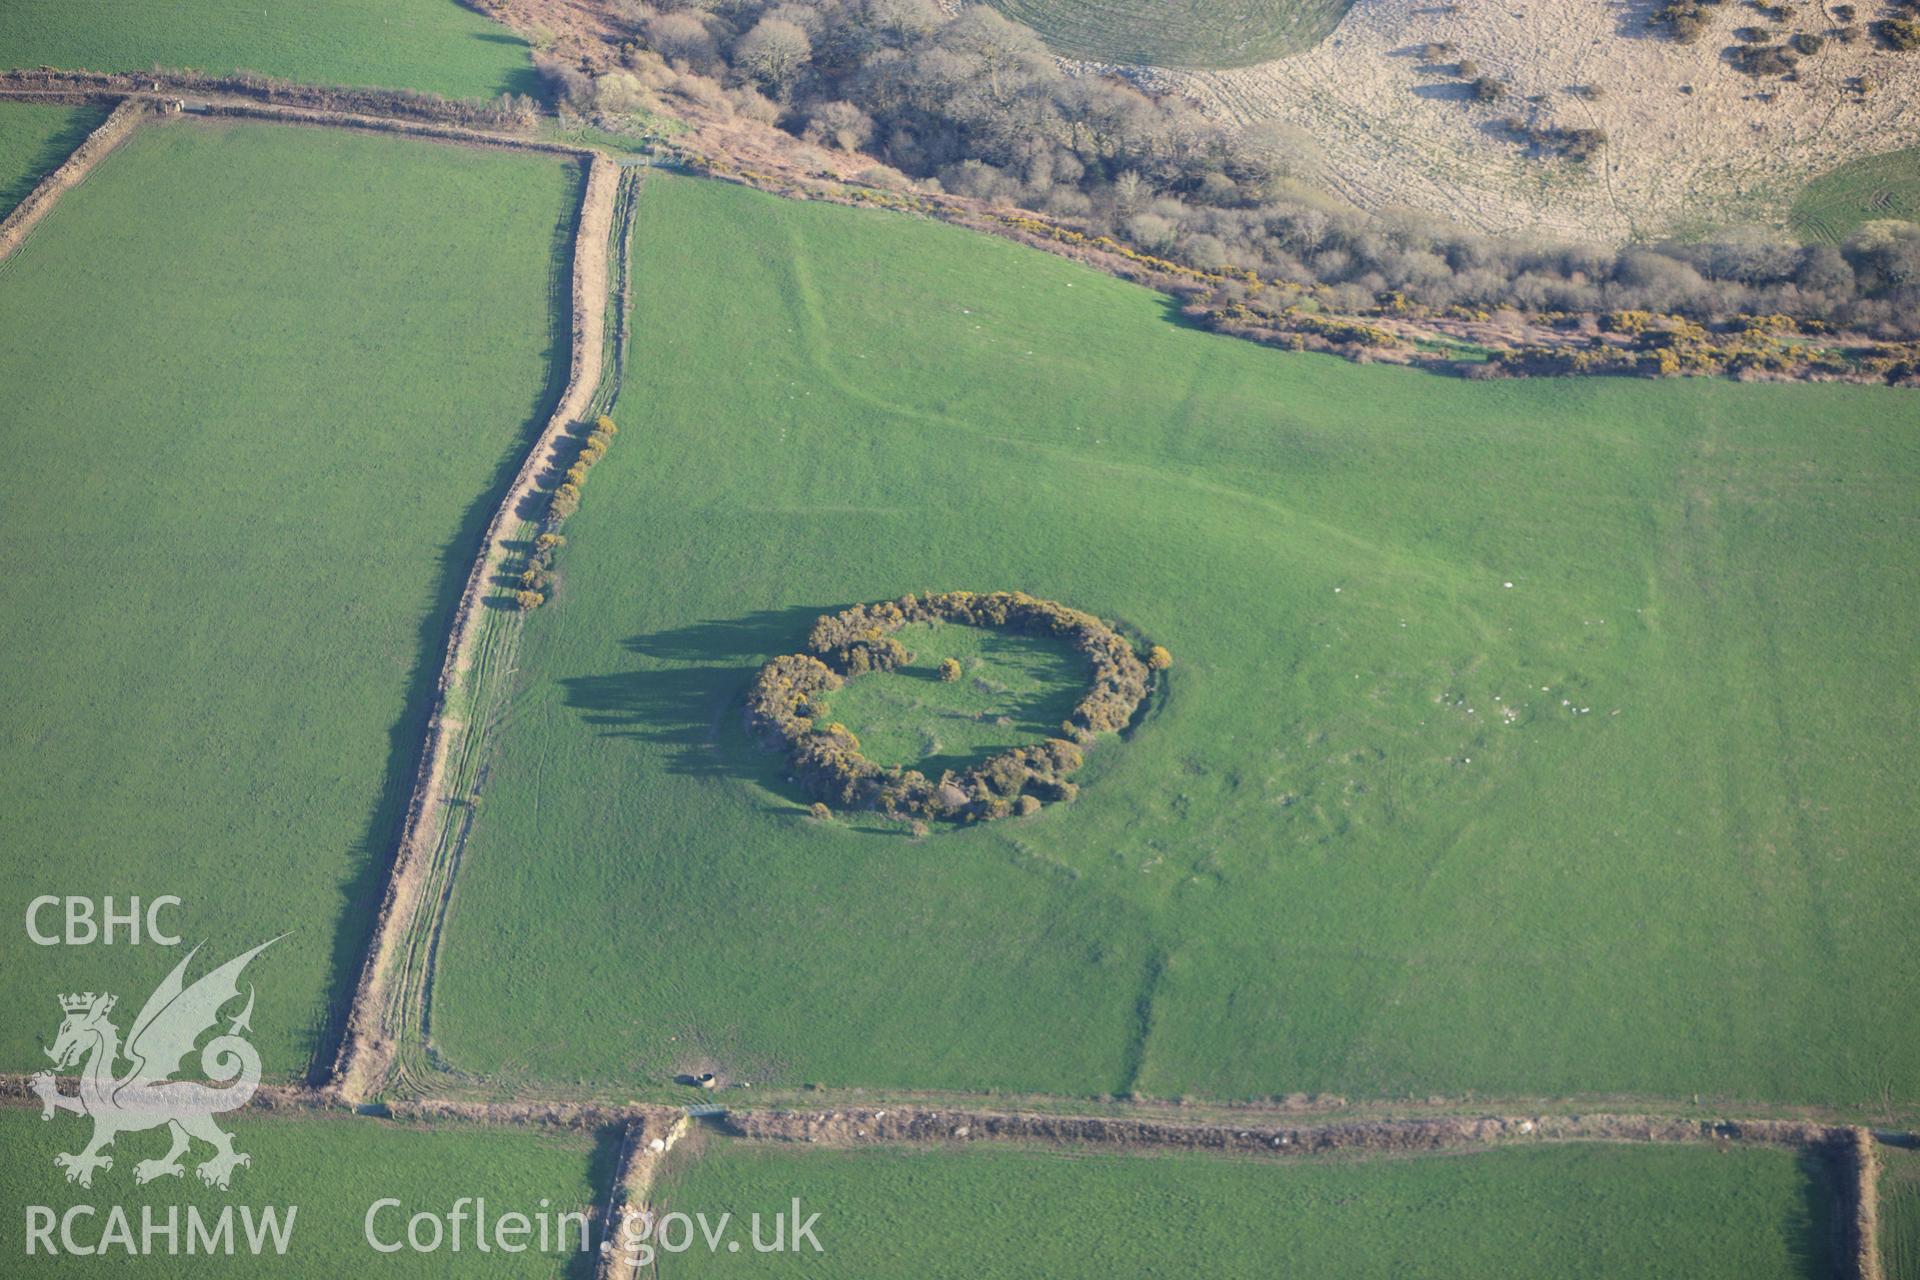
[599,1112,691,1280]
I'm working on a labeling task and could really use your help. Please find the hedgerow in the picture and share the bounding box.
[504,416,620,611]
[546,414,619,527]
[746,592,1162,823]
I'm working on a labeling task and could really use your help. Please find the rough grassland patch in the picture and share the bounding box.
[431,172,1920,1108]
[0,119,578,1080]
[1149,0,1920,241]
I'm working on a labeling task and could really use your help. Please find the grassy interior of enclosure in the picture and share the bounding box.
[810,622,1089,773]
[0,101,104,218]
[984,0,1351,67]
[0,119,579,1079]
[0,0,535,99]
[650,1136,1838,1279]
[1883,1143,1920,1280]
[0,1107,610,1276]
[1790,147,1920,245]
[432,172,1920,1108]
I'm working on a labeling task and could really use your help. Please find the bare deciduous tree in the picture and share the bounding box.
[733,17,812,98]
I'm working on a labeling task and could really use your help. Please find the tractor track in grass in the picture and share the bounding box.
[331,154,640,1104]
[384,160,642,1103]
[0,75,652,1107]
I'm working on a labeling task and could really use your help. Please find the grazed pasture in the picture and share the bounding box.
[987,0,1350,68]
[432,173,1920,1110]
[1885,1142,1920,1280]
[0,119,579,1079]
[0,1107,608,1276]
[0,101,103,219]
[652,1137,1840,1278]
[1792,146,1920,244]
[810,622,1090,774]
[0,0,535,99]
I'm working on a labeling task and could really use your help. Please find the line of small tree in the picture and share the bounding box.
[747,591,1166,823]
[1202,282,1920,381]
[513,533,567,611]
[515,414,620,610]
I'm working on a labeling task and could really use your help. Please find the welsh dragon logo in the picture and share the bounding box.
[31,938,278,1190]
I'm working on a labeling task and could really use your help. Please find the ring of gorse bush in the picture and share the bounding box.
[746,591,1171,823]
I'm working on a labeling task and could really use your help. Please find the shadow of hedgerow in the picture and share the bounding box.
[559,605,835,785]
[559,599,1160,814]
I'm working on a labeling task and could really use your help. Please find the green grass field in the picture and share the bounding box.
[0,0,536,99]
[432,171,1920,1109]
[811,622,1089,773]
[0,119,579,1080]
[1884,1143,1920,1280]
[0,101,104,219]
[0,1107,609,1276]
[0,41,1906,1280]
[1790,147,1920,244]
[649,1139,1838,1278]
[986,0,1350,67]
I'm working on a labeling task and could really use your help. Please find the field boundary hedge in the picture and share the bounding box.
[598,1112,691,1280]
[9,67,1919,388]
[718,1108,1885,1277]
[0,67,536,130]
[1853,1127,1887,1280]
[0,1073,1894,1274]
[331,152,620,1103]
[716,1104,1847,1157]
[0,96,145,264]
[185,100,592,158]
[0,72,592,162]
[0,1072,1890,1159]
